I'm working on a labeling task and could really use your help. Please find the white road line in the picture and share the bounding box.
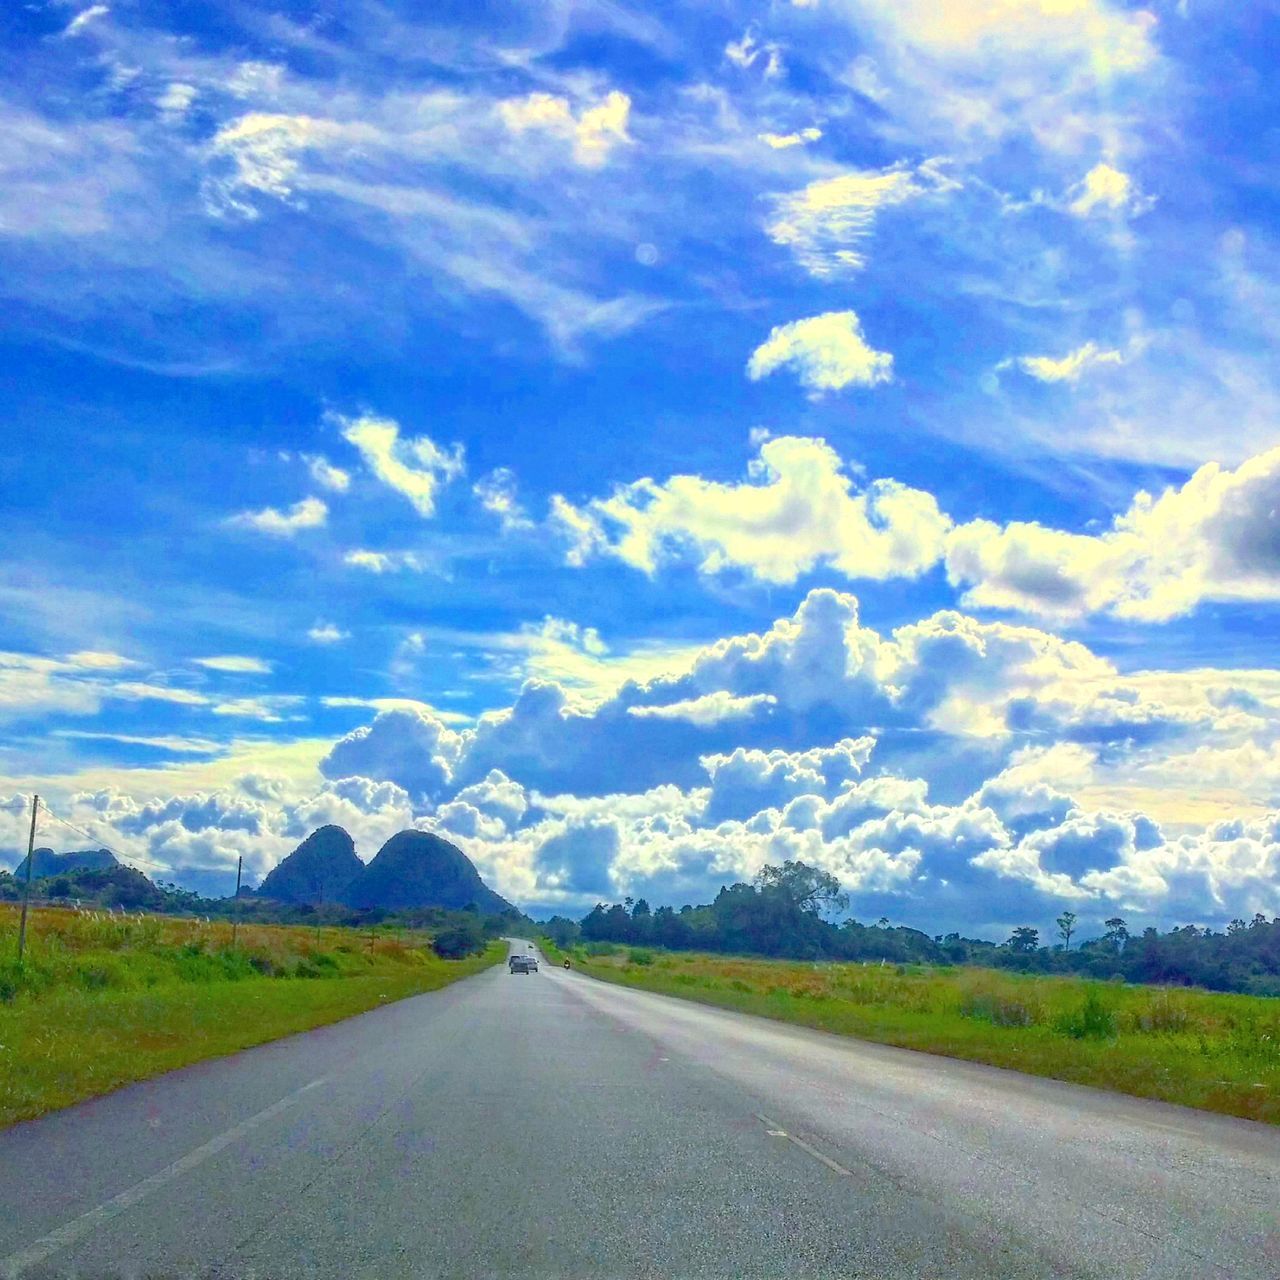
[0,1078,326,1278]
[756,1113,853,1177]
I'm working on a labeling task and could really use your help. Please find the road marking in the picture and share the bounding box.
[756,1113,852,1177]
[0,1078,326,1278]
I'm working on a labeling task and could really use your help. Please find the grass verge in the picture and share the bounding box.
[0,906,501,1128]
[572,946,1280,1124]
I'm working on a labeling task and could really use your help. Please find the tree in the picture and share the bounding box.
[1102,917,1128,954]
[754,861,849,917]
[1057,911,1077,952]
[1007,926,1040,954]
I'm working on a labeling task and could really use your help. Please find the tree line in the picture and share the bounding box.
[538,861,1280,996]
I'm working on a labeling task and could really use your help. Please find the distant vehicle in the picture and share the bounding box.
[509,954,533,974]
[563,959,571,969]
[526,955,539,971]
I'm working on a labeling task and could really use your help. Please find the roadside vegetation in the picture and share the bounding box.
[541,860,1280,996]
[0,904,501,1127]
[570,944,1280,1124]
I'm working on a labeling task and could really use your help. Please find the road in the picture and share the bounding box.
[0,939,1276,1278]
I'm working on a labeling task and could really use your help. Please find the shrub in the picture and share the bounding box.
[1125,991,1191,1034]
[961,992,1038,1028]
[0,963,21,1003]
[432,923,485,959]
[1054,989,1117,1039]
[629,949,655,966]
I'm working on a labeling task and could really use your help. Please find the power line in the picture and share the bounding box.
[35,804,176,875]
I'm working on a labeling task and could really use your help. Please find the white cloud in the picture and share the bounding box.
[473,468,531,531]
[765,163,934,276]
[338,413,463,518]
[497,91,632,168]
[946,445,1280,620]
[205,113,382,216]
[111,682,209,707]
[65,651,135,671]
[628,693,777,727]
[758,128,822,149]
[725,30,784,78]
[305,455,350,492]
[228,496,327,537]
[63,5,108,37]
[341,549,424,574]
[307,622,349,645]
[747,310,893,393]
[1014,340,1124,383]
[1068,162,1152,218]
[855,0,1156,71]
[552,434,951,584]
[156,83,196,116]
[193,656,272,674]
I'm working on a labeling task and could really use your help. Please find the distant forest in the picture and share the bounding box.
[540,861,1280,997]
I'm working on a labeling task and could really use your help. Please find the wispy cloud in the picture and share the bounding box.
[193,656,273,674]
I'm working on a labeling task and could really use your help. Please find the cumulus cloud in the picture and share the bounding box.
[228,496,327,537]
[497,91,632,168]
[747,311,893,393]
[946,445,1280,620]
[1014,341,1124,383]
[16,585,1280,930]
[156,83,196,116]
[628,693,777,727]
[321,706,463,800]
[551,434,951,584]
[338,413,463,518]
[549,432,1280,624]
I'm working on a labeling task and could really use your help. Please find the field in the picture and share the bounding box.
[0,905,501,1128]
[568,945,1280,1124]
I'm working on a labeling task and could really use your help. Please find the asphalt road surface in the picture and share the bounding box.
[0,940,1276,1279]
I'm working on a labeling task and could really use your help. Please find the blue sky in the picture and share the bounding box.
[3,0,1280,936]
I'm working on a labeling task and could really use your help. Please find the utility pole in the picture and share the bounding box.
[231,855,243,948]
[17,794,38,965]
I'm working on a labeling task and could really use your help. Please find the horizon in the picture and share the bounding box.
[3,0,1279,946]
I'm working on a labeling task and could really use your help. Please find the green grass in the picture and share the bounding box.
[0,905,501,1128]
[571,947,1280,1124]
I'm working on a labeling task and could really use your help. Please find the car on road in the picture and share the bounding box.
[509,954,534,974]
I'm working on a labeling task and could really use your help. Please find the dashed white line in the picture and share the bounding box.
[0,1078,326,1278]
[756,1113,853,1177]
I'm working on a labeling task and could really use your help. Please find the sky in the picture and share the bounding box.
[2,0,1280,939]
